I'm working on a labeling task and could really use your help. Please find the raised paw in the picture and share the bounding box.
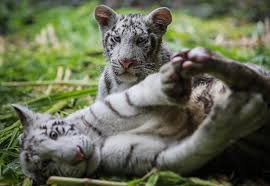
[174,47,212,62]
[160,56,191,103]
[172,47,225,77]
[174,47,270,98]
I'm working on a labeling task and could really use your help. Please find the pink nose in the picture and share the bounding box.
[119,59,136,70]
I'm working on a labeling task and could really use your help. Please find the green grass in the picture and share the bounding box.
[0,1,270,185]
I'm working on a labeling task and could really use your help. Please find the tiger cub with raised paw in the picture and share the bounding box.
[14,47,270,184]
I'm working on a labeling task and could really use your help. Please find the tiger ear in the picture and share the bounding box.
[11,104,35,128]
[147,7,172,35]
[94,5,118,31]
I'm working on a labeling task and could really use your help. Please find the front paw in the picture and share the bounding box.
[160,56,191,103]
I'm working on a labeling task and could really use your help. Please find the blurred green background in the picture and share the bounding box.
[0,0,270,185]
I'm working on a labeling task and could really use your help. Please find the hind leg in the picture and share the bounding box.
[172,47,270,101]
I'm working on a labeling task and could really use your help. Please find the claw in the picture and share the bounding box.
[171,49,190,59]
[187,47,212,63]
[181,61,193,70]
[171,56,184,64]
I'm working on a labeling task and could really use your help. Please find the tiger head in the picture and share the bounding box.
[12,105,100,184]
[95,5,172,84]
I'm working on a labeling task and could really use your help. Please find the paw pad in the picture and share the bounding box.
[169,73,179,81]
[187,47,212,63]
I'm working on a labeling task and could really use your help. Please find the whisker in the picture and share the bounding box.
[144,63,156,65]
[143,67,157,71]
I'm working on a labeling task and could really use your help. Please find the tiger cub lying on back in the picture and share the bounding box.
[14,47,270,184]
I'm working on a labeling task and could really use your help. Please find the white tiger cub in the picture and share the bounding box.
[13,48,270,184]
[95,5,172,99]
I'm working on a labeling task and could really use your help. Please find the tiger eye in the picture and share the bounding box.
[49,131,58,140]
[136,37,147,45]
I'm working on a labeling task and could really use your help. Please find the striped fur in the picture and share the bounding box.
[14,111,96,184]
[14,15,270,185]
[96,6,171,100]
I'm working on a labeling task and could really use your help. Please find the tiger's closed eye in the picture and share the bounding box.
[49,131,58,140]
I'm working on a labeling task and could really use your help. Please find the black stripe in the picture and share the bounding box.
[52,120,64,126]
[104,33,111,47]
[39,139,45,143]
[55,127,61,135]
[112,71,122,85]
[155,38,162,57]
[152,152,160,168]
[81,116,103,137]
[192,75,214,88]
[65,124,75,135]
[29,136,35,143]
[196,87,214,114]
[104,100,134,119]
[41,128,48,135]
[100,137,107,151]
[124,144,137,168]
[104,99,124,117]
[89,107,98,120]
[25,153,30,162]
[152,146,169,168]
[185,108,196,134]
[57,167,64,176]
[125,92,136,107]
[104,70,112,95]
[119,15,125,21]
[52,122,58,126]
[147,34,157,58]
[40,125,47,129]
[62,127,65,134]
[83,144,95,178]
[134,25,144,34]
[65,128,71,135]
[121,28,125,35]
[89,107,107,132]
[70,124,75,130]
[95,138,109,174]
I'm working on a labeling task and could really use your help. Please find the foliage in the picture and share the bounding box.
[0,1,270,185]
[195,0,270,21]
[0,0,34,34]
[46,171,230,186]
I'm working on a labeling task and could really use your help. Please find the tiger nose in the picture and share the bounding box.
[119,59,136,70]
